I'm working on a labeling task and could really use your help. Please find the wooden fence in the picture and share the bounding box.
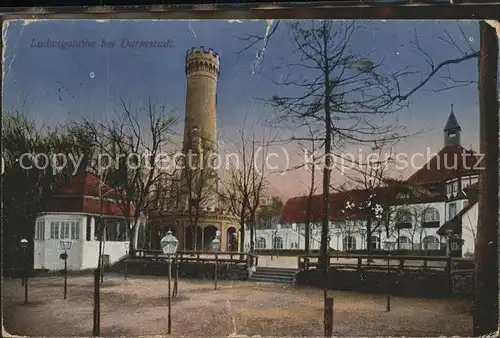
[297,253,473,275]
[134,249,259,266]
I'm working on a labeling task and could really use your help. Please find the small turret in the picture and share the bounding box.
[444,104,461,147]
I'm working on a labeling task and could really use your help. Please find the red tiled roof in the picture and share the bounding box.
[42,174,136,217]
[406,145,480,184]
[280,189,388,224]
[53,174,121,200]
[279,181,443,224]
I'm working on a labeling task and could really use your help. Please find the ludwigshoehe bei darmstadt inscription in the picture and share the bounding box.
[30,38,175,49]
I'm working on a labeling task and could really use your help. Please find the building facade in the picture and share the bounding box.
[244,109,480,258]
[33,174,145,271]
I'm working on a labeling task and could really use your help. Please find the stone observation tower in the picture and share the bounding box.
[182,47,220,154]
[148,47,240,253]
[181,47,220,209]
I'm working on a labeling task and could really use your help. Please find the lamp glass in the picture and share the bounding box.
[60,240,72,251]
[212,237,221,251]
[160,230,178,255]
[20,238,28,248]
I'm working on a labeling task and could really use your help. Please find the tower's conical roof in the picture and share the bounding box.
[444,105,461,131]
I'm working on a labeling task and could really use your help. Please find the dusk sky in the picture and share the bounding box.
[2,20,481,199]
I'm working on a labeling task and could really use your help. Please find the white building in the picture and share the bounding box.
[245,109,480,258]
[33,174,146,271]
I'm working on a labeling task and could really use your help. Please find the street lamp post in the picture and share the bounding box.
[124,242,129,280]
[336,232,340,260]
[212,232,221,290]
[60,240,72,299]
[160,230,179,335]
[20,239,28,304]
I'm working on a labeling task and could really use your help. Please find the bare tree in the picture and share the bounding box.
[297,121,323,254]
[221,121,275,254]
[183,134,219,251]
[256,196,283,230]
[461,209,477,258]
[2,100,90,271]
[247,127,276,253]
[266,22,410,290]
[79,97,177,255]
[333,139,402,259]
[404,203,431,250]
[238,20,480,99]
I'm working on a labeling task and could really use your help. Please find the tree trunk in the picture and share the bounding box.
[304,193,313,254]
[250,212,255,252]
[239,224,245,254]
[473,20,499,336]
[366,218,373,262]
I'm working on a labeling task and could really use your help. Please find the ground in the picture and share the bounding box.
[3,274,472,337]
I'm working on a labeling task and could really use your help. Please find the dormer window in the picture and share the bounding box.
[446,178,460,194]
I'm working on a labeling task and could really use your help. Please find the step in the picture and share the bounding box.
[256,267,298,273]
[252,270,297,278]
[250,275,295,284]
[251,275,295,281]
[250,273,296,281]
[251,274,295,281]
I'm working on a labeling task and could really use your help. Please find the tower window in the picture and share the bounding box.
[448,132,456,138]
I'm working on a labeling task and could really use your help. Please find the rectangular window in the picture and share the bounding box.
[471,176,478,185]
[462,176,471,189]
[463,200,469,208]
[61,222,70,239]
[35,221,45,240]
[50,222,60,239]
[71,222,80,240]
[448,203,457,219]
[452,180,459,192]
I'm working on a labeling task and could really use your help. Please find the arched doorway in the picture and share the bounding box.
[256,237,266,249]
[203,225,219,250]
[273,236,283,249]
[422,235,440,250]
[185,225,203,251]
[227,227,237,251]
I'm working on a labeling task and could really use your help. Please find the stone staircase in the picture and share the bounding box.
[249,267,298,284]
